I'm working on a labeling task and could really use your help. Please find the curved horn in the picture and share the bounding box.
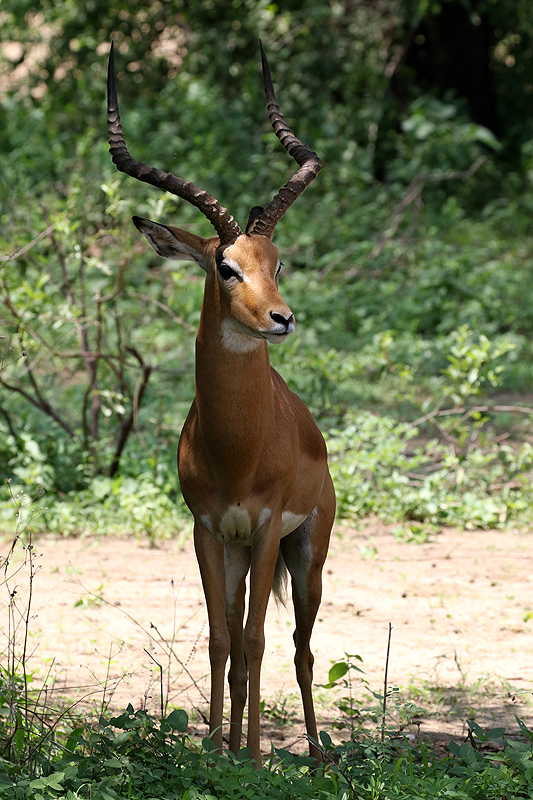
[107,42,242,245]
[251,42,323,240]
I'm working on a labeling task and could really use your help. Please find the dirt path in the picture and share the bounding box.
[3,521,532,754]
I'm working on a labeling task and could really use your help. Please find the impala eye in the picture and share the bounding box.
[218,262,238,281]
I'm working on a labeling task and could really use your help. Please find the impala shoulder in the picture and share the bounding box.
[270,366,291,393]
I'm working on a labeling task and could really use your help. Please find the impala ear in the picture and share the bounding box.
[245,206,264,235]
[132,216,216,271]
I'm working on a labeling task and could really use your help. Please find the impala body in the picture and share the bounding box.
[107,42,335,766]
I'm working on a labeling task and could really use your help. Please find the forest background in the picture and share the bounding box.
[1,0,533,539]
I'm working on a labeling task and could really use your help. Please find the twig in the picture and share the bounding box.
[99,641,115,720]
[381,622,393,744]
[131,293,196,333]
[302,734,358,797]
[21,536,37,736]
[489,480,524,491]
[0,224,57,263]
[0,375,77,438]
[69,576,210,707]
[412,404,533,428]
[108,347,152,477]
[0,404,20,443]
[144,648,165,719]
[148,621,209,706]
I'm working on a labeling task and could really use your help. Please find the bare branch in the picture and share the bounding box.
[412,404,533,428]
[26,365,78,439]
[370,156,487,259]
[0,375,77,439]
[131,292,195,333]
[0,224,57,263]
[0,404,20,442]
[108,348,153,477]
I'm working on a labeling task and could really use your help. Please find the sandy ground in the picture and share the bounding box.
[2,520,532,755]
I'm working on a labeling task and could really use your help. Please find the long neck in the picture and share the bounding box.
[194,276,274,492]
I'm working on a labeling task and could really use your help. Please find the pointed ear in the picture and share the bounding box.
[132,216,217,271]
[245,206,264,235]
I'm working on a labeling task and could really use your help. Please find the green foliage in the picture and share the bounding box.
[324,323,533,529]
[441,326,516,403]
[259,694,297,727]
[0,705,347,799]
[1,1,533,535]
[2,698,533,799]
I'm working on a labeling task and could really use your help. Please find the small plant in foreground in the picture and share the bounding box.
[260,693,297,727]
[321,653,425,744]
[2,705,533,799]
[0,480,69,773]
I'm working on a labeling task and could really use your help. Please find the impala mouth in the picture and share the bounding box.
[262,327,294,343]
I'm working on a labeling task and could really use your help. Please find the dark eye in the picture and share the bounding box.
[218,263,238,281]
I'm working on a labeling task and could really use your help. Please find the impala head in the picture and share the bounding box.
[107,41,322,346]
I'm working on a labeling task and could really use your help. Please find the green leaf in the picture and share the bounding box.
[13,718,25,759]
[328,661,349,683]
[202,736,216,752]
[319,730,332,748]
[113,730,132,746]
[65,726,85,753]
[166,708,188,732]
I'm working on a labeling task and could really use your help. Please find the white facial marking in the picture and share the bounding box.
[219,505,253,544]
[220,319,262,353]
[223,257,245,280]
[281,511,307,537]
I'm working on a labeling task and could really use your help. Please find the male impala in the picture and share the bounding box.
[107,41,335,766]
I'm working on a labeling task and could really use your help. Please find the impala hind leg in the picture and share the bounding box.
[280,473,335,760]
[193,523,229,751]
[224,543,252,755]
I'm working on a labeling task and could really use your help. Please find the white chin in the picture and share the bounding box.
[264,332,290,344]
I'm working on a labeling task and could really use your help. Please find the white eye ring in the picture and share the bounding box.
[218,262,239,281]
[218,257,244,282]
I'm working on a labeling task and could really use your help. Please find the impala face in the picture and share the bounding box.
[215,235,295,345]
[130,218,296,350]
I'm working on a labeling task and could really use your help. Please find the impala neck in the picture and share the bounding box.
[194,275,274,488]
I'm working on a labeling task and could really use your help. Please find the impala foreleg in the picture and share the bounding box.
[224,543,251,755]
[245,530,283,767]
[193,523,229,751]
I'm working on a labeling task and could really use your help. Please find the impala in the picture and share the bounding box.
[107,41,335,766]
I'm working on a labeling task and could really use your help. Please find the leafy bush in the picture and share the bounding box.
[1,702,533,799]
[2,1,533,536]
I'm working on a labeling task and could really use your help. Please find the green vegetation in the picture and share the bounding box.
[2,0,533,534]
[1,682,533,799]
[2,4,533,793]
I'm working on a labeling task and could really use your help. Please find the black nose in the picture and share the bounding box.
[270,311,294,330]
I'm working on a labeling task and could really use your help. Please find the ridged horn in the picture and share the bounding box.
[107,41,242,245]
[251,42,323,240]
